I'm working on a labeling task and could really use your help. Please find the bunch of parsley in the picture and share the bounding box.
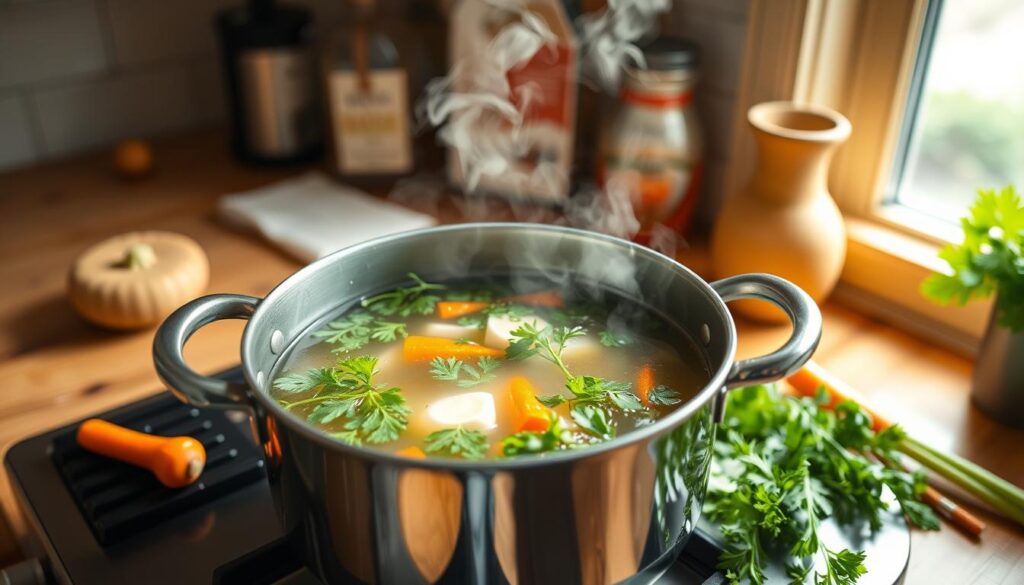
[273,356,410,445]
[706,385,938,585]
[922,185,1024,331]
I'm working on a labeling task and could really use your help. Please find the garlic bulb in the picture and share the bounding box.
[68,231,209,330]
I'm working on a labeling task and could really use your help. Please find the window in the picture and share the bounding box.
[887,0,1024,225]
[729,0,1005,352]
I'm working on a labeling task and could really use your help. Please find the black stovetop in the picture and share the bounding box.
[4,368,725,585]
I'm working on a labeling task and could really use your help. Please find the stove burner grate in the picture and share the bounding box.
[51,394,266,545]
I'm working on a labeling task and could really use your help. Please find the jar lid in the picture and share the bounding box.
[635,36,700,71]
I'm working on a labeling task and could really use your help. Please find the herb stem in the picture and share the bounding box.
[282,394,340,411]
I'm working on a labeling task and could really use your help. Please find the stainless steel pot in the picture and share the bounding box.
[153,223,821,585]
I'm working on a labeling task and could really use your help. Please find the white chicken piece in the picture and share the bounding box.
[485,314,550,349]
[426,392,497,430]
[414,321,484,342]
[560,334,602,363]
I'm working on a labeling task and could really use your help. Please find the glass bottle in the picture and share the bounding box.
[322,0,414,187]
[599,37,704,240]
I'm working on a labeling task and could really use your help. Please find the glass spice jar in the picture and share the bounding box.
[599,37,704,240]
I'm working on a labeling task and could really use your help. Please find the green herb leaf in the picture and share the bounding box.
[313,309,408,353]
[922,185,1024,332]
[424,426,489,459]
[429,356,501,388]
[275,356,409,444]
[429,357,463,381]
[362,272,446,317]
[537,394,567,408]
[706,384,935,585]
[570,404,616,439]
[500,414,578,456]
[648,385,683,406]
[273,368,337,393]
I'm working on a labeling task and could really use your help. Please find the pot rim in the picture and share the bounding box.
[241,223,736,470]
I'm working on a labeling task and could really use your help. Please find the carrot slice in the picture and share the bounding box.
[402,336,504,362]
[505,290,564,308]
[636,365,655,407]
[508,376,555,432]
[437,301,489,320]
[396,446,427,459]
[786,361,891,431]
[76,418,206,488]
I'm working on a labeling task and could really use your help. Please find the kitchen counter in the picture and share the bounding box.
[1,130,1021,582]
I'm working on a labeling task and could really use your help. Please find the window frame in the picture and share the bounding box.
[724,0,992,355]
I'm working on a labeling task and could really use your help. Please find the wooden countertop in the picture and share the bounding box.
[0,130,1021,582]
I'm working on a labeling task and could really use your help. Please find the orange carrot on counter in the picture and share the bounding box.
[437,301,489,320]
[76,418,206,488]
[636,365,655,407]
[786,361,892,431]
[505,290,564,308]
[402,336,504,362]
[508,376,556,432]
[396,446,427,459]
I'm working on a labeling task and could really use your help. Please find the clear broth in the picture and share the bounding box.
[271,274,709,459]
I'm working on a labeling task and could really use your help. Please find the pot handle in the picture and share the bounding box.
[153,293,260,408]
[711,272,822,392]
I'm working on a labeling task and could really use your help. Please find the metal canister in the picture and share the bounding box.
[599,37,703,240]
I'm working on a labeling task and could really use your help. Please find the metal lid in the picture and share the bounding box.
[636,36,700,71]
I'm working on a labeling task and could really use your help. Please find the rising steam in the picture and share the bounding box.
[576,0,673,92]
[419,0,674,243]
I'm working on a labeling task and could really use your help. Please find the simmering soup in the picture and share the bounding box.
[271,273,708,459]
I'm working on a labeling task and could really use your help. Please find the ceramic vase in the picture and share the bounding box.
[711,101,852,322]
[972,303,1024,427]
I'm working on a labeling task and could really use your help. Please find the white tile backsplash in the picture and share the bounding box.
[0,0,752,208]
[33,63,214,157]
[0,0,108,88]
[0,94,39,170]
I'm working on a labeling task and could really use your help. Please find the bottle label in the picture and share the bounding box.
[328,68,412,174]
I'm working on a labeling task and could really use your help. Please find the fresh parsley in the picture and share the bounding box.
[922,185,1024,331]
[429,356,501,388]
[424,426,489,459]
[313,309,408,353]
[274,356,410,444]
[362,272,446,317]
[500,414,579,456]
[706,385,938,584]
[505,322,646,441]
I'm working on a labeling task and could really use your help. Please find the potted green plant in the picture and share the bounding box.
[923,185,1024,427]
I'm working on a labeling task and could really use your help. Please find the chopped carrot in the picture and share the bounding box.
[402,336,504,362]
[437,301,490,320]
[77,419,206,488]
[508,376,555,432]
[505,290,564,308]
[785,361,891,431]
[636,365,655,407]
[396,446,427,459]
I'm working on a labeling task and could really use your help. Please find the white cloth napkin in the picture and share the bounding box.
[218,172,436,262]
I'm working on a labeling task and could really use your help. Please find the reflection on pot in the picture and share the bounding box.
[398,468,463,581]
[654,404,713,547]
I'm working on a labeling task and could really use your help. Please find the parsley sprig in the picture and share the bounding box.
[429,356,501,388]
[424,426,489,459]
[922,185,1024,331]
[273,356,410,444]
[505,322,646,441]
[707,385,939,584]
[362,272,446,317]
[313,309,407,353]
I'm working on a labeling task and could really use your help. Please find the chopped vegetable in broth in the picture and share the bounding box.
[271,273,708,459]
